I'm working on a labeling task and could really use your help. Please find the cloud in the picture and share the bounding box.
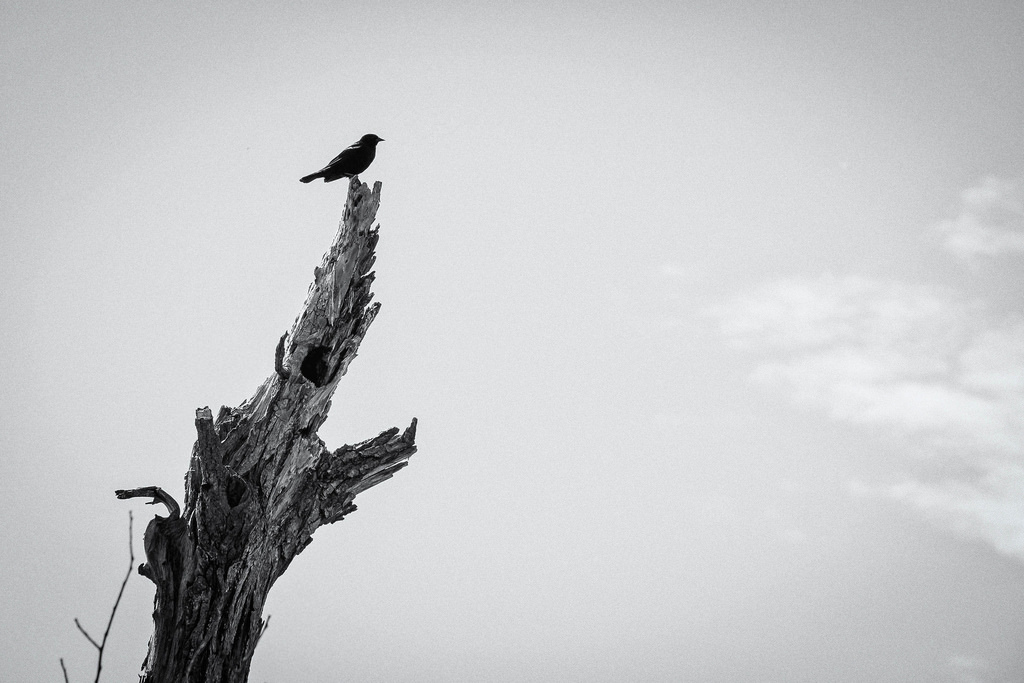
[944,653,1020,683]
[710,275,1022,455]
[889,464,1024,559]
[711,274,1024,559]
[934,176,1024,259]
[712,275,974,355]
[852,464,1024,562]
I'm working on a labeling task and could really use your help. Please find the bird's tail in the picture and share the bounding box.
[299,173,320,183]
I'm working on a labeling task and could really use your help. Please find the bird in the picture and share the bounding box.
[300,134,384,183]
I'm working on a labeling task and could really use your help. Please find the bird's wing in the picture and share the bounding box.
[325,143,359,167]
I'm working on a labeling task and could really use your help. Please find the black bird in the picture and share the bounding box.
[300,133,384,183]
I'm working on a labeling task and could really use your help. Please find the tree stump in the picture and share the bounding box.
[116,178,417,683]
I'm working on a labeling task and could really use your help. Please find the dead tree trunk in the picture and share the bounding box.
[116,178,417,683]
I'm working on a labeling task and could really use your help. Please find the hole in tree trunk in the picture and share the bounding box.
[226,476,247,508]
[300,345,332,386]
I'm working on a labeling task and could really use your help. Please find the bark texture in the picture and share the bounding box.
[116,178,417,683]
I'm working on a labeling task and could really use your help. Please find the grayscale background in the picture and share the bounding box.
[2,1,1023,681]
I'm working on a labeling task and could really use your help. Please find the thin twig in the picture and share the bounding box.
[65,511,135,683]
[73,618,101,650]
[93,511,135,682]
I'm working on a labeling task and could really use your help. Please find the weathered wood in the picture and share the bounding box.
[117,178,417,683]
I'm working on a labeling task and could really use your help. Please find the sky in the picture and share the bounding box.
[2,1,1023,681]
